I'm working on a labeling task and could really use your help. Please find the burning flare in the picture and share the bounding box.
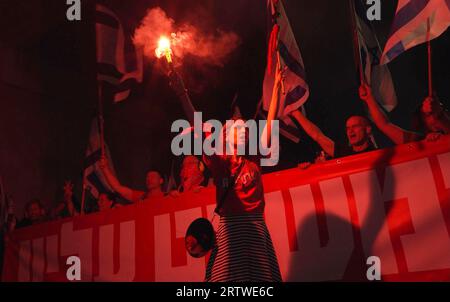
[155,36,173,63]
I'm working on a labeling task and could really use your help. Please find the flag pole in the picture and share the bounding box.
[426,18,433,97]
[349,0,365,85]
[82,83,106,215]
[80,83,105,215]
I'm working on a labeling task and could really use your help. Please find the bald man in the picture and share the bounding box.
[291,110,376,158]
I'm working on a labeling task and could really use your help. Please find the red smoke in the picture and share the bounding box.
[133,7,240,67]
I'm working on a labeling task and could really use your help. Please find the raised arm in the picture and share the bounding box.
[291,110,335,158]
[359,83,420,144]
[422,96,450,134]
[99,156,135,201]
[169,70,196,125]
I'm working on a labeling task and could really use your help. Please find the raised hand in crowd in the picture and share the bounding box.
[51,180,79,219]
[359,83,421,144]
[99,155,135,202]
[422,96,442,115]
[63,180,78,217]
[291,109,335,158]
[99,155,164,202]
[419,96,450,136]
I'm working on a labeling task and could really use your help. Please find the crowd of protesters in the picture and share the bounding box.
[0,83,449,278]
[1,85,449,232]
[0,152,212,273]
[1,86,449,229]
[0,154,212,233]
[296,84,450,167]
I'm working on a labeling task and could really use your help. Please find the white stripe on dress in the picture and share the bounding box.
[205,214,282,282]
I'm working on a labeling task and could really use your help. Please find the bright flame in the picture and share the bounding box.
[155,36,173,63]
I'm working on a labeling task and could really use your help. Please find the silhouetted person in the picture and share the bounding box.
[97,192,122,211]
[16,199,47,228]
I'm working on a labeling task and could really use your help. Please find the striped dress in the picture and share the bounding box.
[205,214,282,282]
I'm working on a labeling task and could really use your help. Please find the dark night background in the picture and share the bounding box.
[0,0,449,215]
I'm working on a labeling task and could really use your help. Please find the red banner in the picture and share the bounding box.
[2,136,450,281]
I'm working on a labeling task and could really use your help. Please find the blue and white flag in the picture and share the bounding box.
[83,118,118,200]
[355,0,398,112]
[260,0,310,143]
[96,4,143,102]
[381,0,450,64]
